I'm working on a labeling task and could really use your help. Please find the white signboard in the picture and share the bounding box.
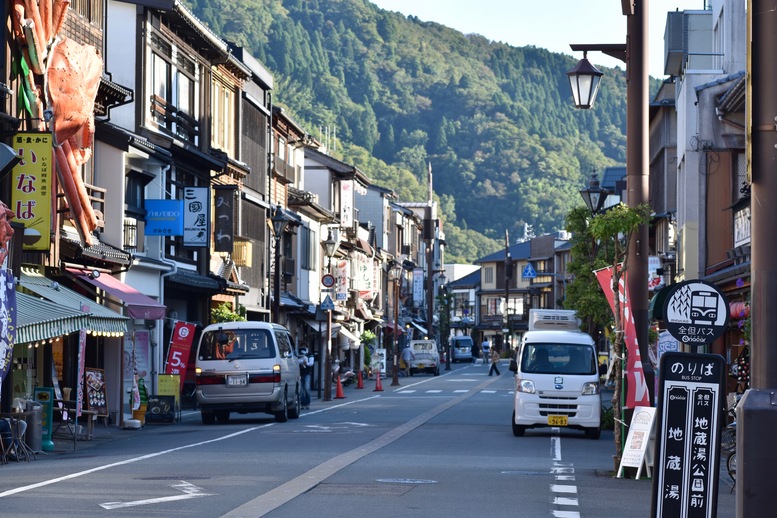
[340,180,354,228]
[182,187,209,247]
[618,406,656,479]
[412,268,424,308]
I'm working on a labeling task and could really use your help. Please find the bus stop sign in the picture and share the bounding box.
[662,280,729,347]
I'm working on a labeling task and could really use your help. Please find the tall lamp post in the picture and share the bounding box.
[568,1,653,402]
[270,205,290,324]
[388,260,403,386]
[322,229,338,402]
[439,275,452,371]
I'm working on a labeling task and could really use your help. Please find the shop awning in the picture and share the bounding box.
[304,319,339,337]
[19,268,129,335]
[15,292,89,344]
[648,285,671,322]
[339,326,360,350]
[66,267,166,320]
[409,321,428,336]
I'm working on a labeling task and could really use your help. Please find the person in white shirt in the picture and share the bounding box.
[298,347,314,409]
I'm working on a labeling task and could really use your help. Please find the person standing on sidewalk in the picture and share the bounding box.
[488,347,501,376]
[481,338,490,366]
[298,347,314,409]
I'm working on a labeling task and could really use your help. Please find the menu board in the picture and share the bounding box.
[84,368,108,417]
[157,374,181,421]
[145,395,175,424]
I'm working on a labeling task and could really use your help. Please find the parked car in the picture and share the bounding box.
[450,335,474,362]
[408,339,440,376]
[195,322,301,424]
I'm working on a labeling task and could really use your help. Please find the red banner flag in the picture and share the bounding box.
[165,321,197,387]
[594,265,651,408]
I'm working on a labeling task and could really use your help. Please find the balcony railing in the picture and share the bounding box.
[273,155,295,184]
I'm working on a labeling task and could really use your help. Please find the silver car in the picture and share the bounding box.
[195,322,301,424]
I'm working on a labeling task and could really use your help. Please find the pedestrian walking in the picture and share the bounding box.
[400,345,415,377]
[488,347,501,376]
[298,346,314,409]
[481,338,490,366]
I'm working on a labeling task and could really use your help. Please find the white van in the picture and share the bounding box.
[512,310,601,439]
[195,322,301,424]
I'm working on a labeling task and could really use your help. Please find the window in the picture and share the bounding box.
[300,226,317,271]
[212,77,235,154]
[148,30,199,143]
[277,137,286,161]
[483,266,494,284]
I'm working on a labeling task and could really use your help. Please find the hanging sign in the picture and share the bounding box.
[662,280,729,347]
[164,321,197,387]
[183,187,209,247]
[12,132,52,251]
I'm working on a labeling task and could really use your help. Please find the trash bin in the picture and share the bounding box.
[25,401,43,453]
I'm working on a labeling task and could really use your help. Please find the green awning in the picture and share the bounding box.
[648,285,671,322]
[18,267,128,335]
[15,292,89,344]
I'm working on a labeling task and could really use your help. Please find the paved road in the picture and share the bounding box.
[0,361,737,517]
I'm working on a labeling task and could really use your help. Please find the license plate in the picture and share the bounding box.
[227,375,247,387]
[548,415,568,426]
[417,364,425,369]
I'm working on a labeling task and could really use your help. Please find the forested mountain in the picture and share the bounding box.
[183,0,634,263]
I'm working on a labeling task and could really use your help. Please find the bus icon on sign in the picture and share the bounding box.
[690,290,718,325]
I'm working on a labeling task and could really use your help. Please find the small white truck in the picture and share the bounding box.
[408,339,441,376]
[511,309,602,439]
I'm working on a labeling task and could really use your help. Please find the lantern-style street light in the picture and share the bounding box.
[270,205,290,324]
[322,228,338,402]
[579,172,610,215]
[566,51,604,110]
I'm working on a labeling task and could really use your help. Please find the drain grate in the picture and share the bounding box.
[310,484,413,496]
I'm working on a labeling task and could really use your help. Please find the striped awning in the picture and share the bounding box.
[18,267,128,335]
[15,292,89,344]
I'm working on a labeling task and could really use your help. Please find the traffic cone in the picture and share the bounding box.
[356,369,364,389]
[374,370,384,392]
[335,375,346,399]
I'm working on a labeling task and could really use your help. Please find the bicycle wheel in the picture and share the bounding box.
[721,427,736,453]
[727,452,737,481]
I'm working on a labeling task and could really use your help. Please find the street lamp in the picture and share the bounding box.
[270,205,290,324]
[566,51,604,110]
[568,1,653,402]
[388,260,403,386]
[439,275,452,371]
[322,228,338,402]
[579,172,610,215]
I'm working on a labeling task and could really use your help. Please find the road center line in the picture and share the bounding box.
[220,376,498,518]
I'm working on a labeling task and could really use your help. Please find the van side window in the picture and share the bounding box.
[275,331,292,358]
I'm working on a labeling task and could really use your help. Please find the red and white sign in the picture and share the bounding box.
[321,274,335,288]
[165,321,197,386]
[595,265,651,409]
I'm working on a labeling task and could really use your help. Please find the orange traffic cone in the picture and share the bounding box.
[335,375,346,399]
[374,370,384,392]
[356,369,364,389]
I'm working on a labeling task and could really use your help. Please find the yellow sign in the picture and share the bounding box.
[11,133,52,251]
[157,374,181,411]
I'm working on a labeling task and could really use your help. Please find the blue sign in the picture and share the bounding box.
[321,295,335,311]
[145,199,184,236]
[522,263,537,279]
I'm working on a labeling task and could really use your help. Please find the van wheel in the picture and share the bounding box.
[585,427,601,440]
[288,389,301,419]
[201,411,216,425]
[511,411,525,437]
[274,391,289,422]
[216,411,230,424]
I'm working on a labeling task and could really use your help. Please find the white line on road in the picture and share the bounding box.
[553,497,580,506]
[551,484,578,494]
[100,481,213,509]
[552,511,581,518]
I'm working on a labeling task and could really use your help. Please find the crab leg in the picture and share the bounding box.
[23,0,48,63]
[52,0,70,37]
[62,139,98,231]
[55,144,92,246]
[40,0,52,43]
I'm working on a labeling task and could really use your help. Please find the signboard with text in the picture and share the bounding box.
[651,352,725,518]
[183,187,209,247]
[12,132,52,251]
[164,321,197,387]
[662,280,729,347]
[145,199,184,236]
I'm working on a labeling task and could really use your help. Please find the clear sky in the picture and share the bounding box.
[370,0,706,78]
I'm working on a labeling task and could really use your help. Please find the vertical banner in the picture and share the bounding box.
[412,268,424,308]
[335,258,348,302]
[0,270,17,396]
[339,180,354,228]
[165,321,197,387]
[183,187,209,247]
[12,132,53,251]
[595,265,651,408]
[213,185,236,253]
[651,352,725,518]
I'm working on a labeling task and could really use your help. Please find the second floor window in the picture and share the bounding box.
[483,266,494,285]
[212,76,235,155]
[300,226,317,271]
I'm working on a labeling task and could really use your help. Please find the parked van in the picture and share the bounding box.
[450,335,473,362]
[195,322,301,424]
[512,309,601,439]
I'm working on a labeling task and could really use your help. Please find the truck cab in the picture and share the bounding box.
[512,310,601,439]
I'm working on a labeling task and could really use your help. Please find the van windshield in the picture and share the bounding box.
[199,329,276,361]
[521,343,596,375]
